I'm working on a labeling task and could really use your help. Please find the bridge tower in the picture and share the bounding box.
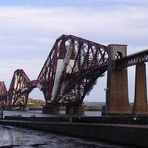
[106,44,131,115]
[133,63,148,115]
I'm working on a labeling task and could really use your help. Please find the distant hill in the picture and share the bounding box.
[27,98,45,109]
[84,102,105,111]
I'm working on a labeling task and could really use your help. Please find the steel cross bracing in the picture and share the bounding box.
[37,35,109,105]
[0,82,7,108]
[1,34,148,108]
[116,49,148,68]
[5,69,33,108]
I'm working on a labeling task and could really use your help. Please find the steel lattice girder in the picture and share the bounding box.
[0,81,7,108]
[116,49,148,68]
[6,69,31,107]
[2,35,148,107]
[37,35,109,104]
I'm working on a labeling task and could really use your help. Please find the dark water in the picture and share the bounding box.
[0,111,130,148]
[3,110,102,117]
[0,125,129,148]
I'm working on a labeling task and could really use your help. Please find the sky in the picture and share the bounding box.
[0,0,148,102]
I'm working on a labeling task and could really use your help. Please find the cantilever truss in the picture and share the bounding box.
[6,69,31,108]
[1,34,148,109]
[0,81,7,108]
[37,35,109,104]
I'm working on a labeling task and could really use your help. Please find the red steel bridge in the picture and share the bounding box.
[0,35,148,115]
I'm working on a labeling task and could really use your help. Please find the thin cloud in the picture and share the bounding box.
[0,6,147,46]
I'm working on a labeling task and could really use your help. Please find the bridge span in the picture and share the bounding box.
[0,34,148,116]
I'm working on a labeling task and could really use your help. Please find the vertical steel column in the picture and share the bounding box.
[65,106,74,114]
[133,63,148,115]
[106,44,131,115]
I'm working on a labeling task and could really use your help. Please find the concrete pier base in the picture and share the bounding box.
[5,105,28,111]
[20,106,28,111]
[43,103,60,114]
[66,104,84,115]
[66,106,73,114]
[133,63,148,115]
[73,104,84,115]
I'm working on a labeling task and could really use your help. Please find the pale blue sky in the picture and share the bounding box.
[0,0,148,102]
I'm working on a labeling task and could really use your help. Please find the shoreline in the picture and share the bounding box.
[0,116,148,147]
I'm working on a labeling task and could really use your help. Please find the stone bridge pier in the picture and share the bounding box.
[65,104,84,115]
[133,63,148,115]
[106,44,148,115]
[106,44,131,115]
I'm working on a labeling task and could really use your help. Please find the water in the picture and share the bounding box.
[0,125,129,148]
[0,111,130,147]
[3,110,102,118]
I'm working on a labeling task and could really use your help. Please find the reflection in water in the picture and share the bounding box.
[1,126,21,146]
[1,130,11,146]
[10,130,22,146]
[0,125,129,148]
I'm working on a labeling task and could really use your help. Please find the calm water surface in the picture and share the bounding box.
[3,110,102,117]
